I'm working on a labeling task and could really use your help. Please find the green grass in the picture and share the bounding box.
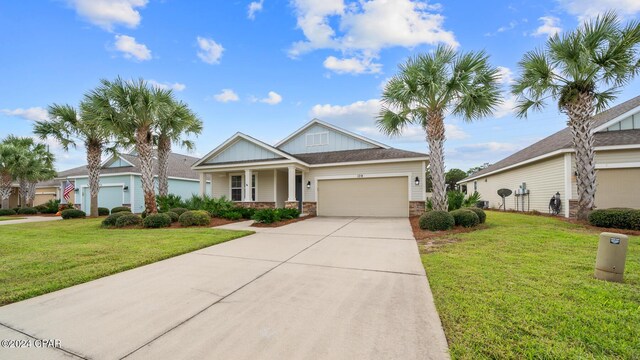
[0,217,25,221]
[0,218,252,305]
[422,211,639,359]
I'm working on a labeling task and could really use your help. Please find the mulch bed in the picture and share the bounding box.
[409,216,489,253]
[107,217,243,230]
[251,215,315,228]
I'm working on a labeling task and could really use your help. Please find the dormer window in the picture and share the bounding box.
[306,132,328,147]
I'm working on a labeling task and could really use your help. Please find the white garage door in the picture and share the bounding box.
[317,177,409,217]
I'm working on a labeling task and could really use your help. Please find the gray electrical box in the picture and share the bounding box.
[594,232,629,282]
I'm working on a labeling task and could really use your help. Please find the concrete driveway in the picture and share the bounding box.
[0,217,449,360]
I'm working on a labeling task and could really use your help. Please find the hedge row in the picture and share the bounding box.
[588,208,640,230]
[418,207,486,231]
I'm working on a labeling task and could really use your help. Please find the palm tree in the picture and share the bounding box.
[0,141,20,208]
[378,46,502,211]
[512,12,640,220]
[156,100,202,196]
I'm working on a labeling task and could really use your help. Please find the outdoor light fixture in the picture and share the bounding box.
[306,181,311,189]
[74,188,79,192]
[123,186,129,191]
[415,176,420,186]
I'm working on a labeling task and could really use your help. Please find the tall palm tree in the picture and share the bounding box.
[156,100,202,196]
[378,46,502,211]
[512,12,640,220]
[0,141,20,208]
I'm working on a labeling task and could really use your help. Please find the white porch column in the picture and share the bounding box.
[199,173,206,196]
[287,166,296,202]
[244,169,253,202]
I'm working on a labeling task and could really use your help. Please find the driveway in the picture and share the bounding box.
[0,216,61,226]
[0,217,449,360]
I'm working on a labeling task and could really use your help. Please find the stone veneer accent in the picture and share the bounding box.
[568,199,579,218]
[284,201,299,210]
[237,202,275,209]
[409,201,426,216]
[303,202,317,216]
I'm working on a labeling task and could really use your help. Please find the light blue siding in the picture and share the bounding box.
[74,175,132,212]
[606,112,640,131]
[206,138,280,164]
[278,124,377,154]
[131,176,210,213]
[105,158,132,168]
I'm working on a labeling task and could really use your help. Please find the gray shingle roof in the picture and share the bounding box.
[464,95,640,180]
[293,148,427,164]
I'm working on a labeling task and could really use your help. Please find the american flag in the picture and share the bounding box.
[63,181,74,201]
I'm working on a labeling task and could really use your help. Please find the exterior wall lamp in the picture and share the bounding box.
[74,188,79,192]
[306,181,311,189]
[415,176,420,186]
[123,186,129,191]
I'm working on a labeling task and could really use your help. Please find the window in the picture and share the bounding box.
[251,174,256,201]
[231,175,242,201]
[473,181,478,192]
[306,132,328,147]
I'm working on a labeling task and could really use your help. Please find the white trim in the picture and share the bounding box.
[563,153,572,218]
[65,173,207,183]
[273,169,277,205]
[595,162,640,169]
[275,118,390,149]
[308,157,429,168]
[193,160,302,171]
[228,172,257,202]
[130,175,135,212]
[35,192,56,195]
[421,160,427,201]
[593,144,640,151]
[594,107,640,132]
[100,155,135,168]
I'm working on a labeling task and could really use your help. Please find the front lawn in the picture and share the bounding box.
[0,218,252,306]
[422,211,639,359]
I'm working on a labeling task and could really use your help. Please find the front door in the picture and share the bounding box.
[295,175,303,212]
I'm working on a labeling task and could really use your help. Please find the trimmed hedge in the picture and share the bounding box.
[98,207,110,216]
[143,213,172,228]
[115,213,143,227]
[450,209,480,228]
[17,207,37,215]
[166,211,179,223]
[170,207,189,216]
[178,210,211,227]
[61,209,86,219]
[0,209,16,216]
[464,207,486,224]
[588,208,640,230]
[111,206,131,214]
[419,210,455,231]
[102,212,128,227]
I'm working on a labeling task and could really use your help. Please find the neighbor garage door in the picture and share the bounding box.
[595,168,640,209]
[317,177,409,217]
[83,186,123,213]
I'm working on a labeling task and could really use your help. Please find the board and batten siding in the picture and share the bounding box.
[278,124,376,154]
[305,161,425,202]
[206,138,280,164]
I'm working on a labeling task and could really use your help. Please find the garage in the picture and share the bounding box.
[595,168,640,209]
[82,185,123,213]
[317,176,409,217]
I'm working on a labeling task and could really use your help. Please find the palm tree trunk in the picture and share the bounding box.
[0,172,12,209]
[86,143,102,217]
[426,112,448,211]
[137,128,158,214]
[157,135,171,197]
[26,181,37,207]
[18,178,29,207]
[564,93,596,221]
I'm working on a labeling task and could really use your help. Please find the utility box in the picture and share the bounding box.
[594,232,629,282]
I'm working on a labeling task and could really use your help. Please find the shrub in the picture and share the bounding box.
[450,209,480,228]
[102,212,128,227]
[115,213,143,227]
[12,207,20,213]
[464,207,486,224]
[278,208,301,220]
[143,213,172,228]
[0,209,16,216]
[447,191,465,211]
[35,204,48,213]
[221,211,243,220]
[39,199,61,214]
[183,194,235,217]
[252,208,282,224]
[178,210,211,227]
[111,206,131,214]
[234,206,256,219]
[419,210,455,231]
[60,209,86,219]
[170,207,189,216]
[141,211,147,219]
[462,191,481,208]
[17,207,37,215]
[156,194,185,213]
[98,207,110,216]
[588,208,640,230]
[166,211,179,223]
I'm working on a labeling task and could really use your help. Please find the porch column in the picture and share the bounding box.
[287,166,296,202]
[199,173,206,196]
[244,169,253,202]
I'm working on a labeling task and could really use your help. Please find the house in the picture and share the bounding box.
[3,181,65,208]
[40,151,210,213]
[459,95,640,217]
[192,119,428,217]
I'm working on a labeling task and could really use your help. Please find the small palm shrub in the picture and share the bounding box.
[35,204,48,213]
[234,206,256,219]
[115,213,143,227]
[221,211,243,220]
[61,209,86,219]
[102,212,128,227]
[278,208,301,220]
[252,209,282,224]
[40,199,61,214]
[166,211,179,223]
[17,207,38,215]
[170,207,189,216]
[419,210,455,231]
[462,191,482,208]
[183,195,235,217]
[588,209,640,230]
[156,194,185,213]
[0,209,16,216]
[179,210,211,226]
[464,207,486,224]
[98,207,110,216]
[111,206,131,214]
[12,207,20,213]
[447,191,465,211]
[143,213,172,228]
[450,209,480,228]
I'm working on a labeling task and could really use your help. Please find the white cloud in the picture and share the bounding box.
[497,66,514,85]
[248,0,264,19]
[196,37,224,64]
[532,16,562,37]
[558,0,640,19]
[323,56,382,74]
[485,20,518,36]
[454,142,521,154]
[1,107,48,122]
[67,0,147,31]
[213,89,240,103]
[494,94,517,118]
[445,124,470,140]
[258,91,282,105]
[114,34,151,61]
[148,80,186,92]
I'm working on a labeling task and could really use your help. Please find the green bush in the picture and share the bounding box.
[178,210,211,226]
[464,207,486,224]
[0,209,16,216]
[278,208,301,220]
[115,213,143,227]
[39,199,61,214]
[35,204,48,213]
[143,213,172,228]
[102,212,128,227]
[419,210,455,231]
[183,195,235,217]
[447,191,465,211]
[170,207,189,216]
[233,206,256,219]
[17,207,37,215]
[166,211,179,223]
[450,209,480,228]
[462,191,482,208]
[588,208,640,230]
[61,209,86,219]
[98,207,110,216]
[140,211,147,219]
[252,208,282,224]
[156,194,185,213]
[111,206,131,214]
[220,211,243,220]
[12,207,20,213]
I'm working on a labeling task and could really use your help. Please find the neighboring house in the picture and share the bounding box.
[192,119,428,217]
[3,181,67,208]
[459,95,640,217]
[38,151,210,213]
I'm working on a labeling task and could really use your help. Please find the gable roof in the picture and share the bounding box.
[274,118,390,149]
[463,95,640,181]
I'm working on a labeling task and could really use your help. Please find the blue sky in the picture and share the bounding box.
[1,0,639,171]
